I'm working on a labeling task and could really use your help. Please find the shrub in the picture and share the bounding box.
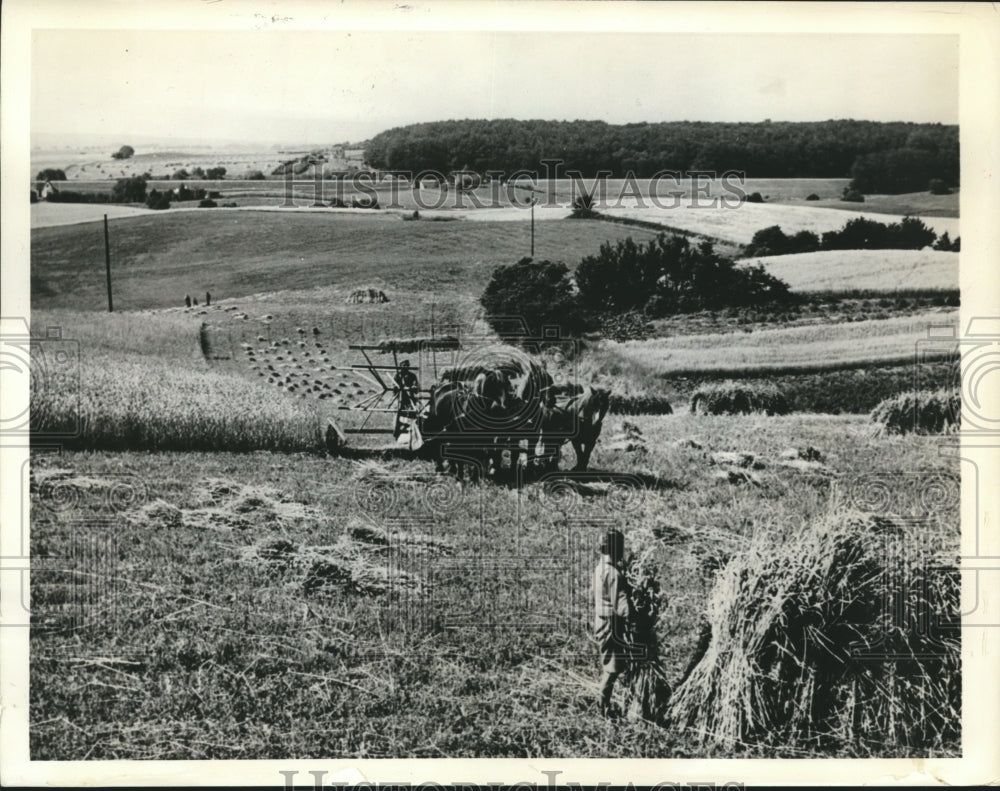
[111,175,148,203]
[745,192,764,203]
[928,178,951,195]
[570,191,598,218]
[44,190,111,204]
[244,170,266,180]
[821,216,936,251]
[206,166,227,179]
[666,513,960,754]
[805,193,820,201]
[840,187,865,203]
[745,226,820,257]
[480,257,589,340]
[577,232,793,316]
[870,389,960,435]
[172,168,190,180]
[934,232,961,252]
[111,145,135,160]
[689,381,789,416]
[145,189,171,211]
[351,196,380,209]
[198,199,218,208]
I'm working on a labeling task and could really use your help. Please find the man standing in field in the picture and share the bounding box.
[392,359,420,439]
[594,528,633,719]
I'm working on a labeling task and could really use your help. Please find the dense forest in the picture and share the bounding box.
[364,119,959,189]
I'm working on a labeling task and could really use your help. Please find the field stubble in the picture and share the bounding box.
[30,410,957,758]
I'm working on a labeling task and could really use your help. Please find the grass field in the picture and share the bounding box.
[31,213,662,312]
[745,249,959,293]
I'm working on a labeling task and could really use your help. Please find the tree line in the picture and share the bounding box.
[480,232,794,341]
[365,119,958,191]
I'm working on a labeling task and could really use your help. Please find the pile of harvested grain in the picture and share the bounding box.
[870,389,960,435]
[376,335,460,354]
[622,548,672,723]
[346,288,389,304]
[666,513,960,755]
[689,381,790,416]
[440,346,544,383]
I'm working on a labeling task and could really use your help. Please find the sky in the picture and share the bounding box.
[31,30,959,146]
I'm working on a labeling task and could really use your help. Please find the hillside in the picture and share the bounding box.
[30,212,662,311]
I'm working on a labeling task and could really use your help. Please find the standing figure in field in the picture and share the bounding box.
[185,294,191,308]
[594,529,633,719]
[392,359,420,440]
[205,291,211,306]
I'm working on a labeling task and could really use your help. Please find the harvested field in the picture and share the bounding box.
[600,202,959,246]
[29,411,958,758]
[744,249,958,293]
[596,310,958,375]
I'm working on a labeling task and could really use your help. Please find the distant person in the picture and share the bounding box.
[192,297,198,306]
[205,291,211,306]
[392,359,419,439]
[594,529,633,719]
[185,295,191,308]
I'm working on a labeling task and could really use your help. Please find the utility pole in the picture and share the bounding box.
[530,197,536,257]
[103,214,114,312]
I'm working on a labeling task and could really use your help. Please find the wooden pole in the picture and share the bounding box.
[530,198,535,257]
[103,214,114,312]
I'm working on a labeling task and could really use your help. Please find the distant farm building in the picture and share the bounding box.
[38,181,60,200]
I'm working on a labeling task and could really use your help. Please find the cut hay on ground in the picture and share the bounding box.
[666,513,960,755]
[870,389,960,435]
[689,381,789,416]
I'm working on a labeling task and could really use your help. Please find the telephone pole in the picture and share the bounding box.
[530,197,536,257]
[103,214,114,312]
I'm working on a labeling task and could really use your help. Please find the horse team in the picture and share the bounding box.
[417,363,610,481]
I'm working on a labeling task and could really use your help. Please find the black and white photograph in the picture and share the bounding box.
[2,0,998,786]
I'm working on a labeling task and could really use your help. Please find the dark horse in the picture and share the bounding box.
[420,380,497,480]
[535,386,611,471]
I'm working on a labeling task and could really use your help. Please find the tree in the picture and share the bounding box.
[111,175,148,203]
[191,166,206,178]
[928,178,951,195]
[112,145,135,160]
[36,168,67,181]
[206,166,227,179]
[244,169,265,180]
[145,189,171,210]
[576,232,793,317]
[480,258,589,340]
[172,168,190,180]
